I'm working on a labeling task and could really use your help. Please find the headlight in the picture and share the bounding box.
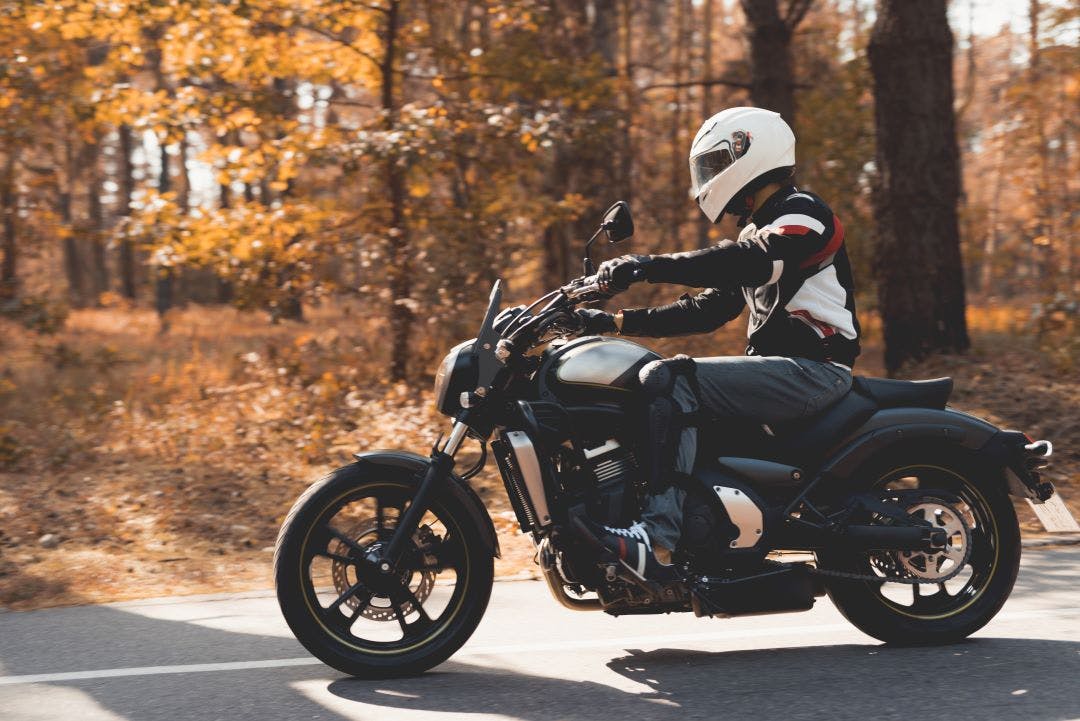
[433,340,476,417]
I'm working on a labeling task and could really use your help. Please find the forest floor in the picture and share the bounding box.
[0,300,1077,609]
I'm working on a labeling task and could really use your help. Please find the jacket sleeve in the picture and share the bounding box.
[618,287,746,338]
[641,198,839,289]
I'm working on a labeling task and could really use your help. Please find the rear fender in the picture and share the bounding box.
[816,407,1053,502]
[812,405,1049,500]
[353,450,501,558]
[819,407,998,480]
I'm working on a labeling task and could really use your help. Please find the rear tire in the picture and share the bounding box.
[820,446,1021,645]
[274,462,494,677]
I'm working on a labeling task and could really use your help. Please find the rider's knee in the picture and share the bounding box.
[639,356,697,408]
[638,359,675,397]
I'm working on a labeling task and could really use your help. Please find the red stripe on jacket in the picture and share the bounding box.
[800,214,845,269]
[790,309,837,337]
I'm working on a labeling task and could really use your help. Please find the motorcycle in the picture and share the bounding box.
[274,201,1063,678]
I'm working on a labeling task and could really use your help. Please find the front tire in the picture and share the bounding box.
[819,447,1021,645]
[274,462,494,677]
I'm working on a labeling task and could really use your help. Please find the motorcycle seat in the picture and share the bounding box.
[851,376,953,409]
[693,376,955,467]
[760,376,952,464]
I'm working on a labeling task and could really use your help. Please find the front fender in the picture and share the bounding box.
[353,450,501,558]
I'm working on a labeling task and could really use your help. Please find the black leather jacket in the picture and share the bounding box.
[618,185,861,368]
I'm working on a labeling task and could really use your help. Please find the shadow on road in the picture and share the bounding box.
[330,637,1080,721]
[2,547,1079,721]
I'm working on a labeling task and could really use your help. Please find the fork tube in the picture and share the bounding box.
[380,421,468,565]
[442,421,469,456]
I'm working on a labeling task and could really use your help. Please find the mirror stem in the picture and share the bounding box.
[583,225,606,276]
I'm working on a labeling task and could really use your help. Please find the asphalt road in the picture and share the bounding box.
[2,547,1079,721]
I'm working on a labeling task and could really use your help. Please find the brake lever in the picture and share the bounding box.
[564,280,612,302]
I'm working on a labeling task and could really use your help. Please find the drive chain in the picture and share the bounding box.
[809,496,974,585]
[811,540,972,585]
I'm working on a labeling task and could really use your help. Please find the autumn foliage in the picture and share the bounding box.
[0,1,1077,607]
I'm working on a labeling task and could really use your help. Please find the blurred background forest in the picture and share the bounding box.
[0,0,1077,608]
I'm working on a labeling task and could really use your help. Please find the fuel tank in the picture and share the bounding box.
[539,336,661,404]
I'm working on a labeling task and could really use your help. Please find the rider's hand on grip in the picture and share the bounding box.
[574,308,618,335]
[597,254,650,293]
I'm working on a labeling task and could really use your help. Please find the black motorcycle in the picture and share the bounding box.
[274,201,1058,678]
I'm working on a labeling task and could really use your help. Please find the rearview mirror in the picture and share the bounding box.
[602,201,634,243]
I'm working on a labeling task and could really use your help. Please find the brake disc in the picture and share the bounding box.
[329,519,436,622]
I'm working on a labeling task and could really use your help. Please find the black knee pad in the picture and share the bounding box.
[637,356,697,494]
[638,359,674,397]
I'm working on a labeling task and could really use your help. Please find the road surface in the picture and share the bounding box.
[2,547,1079,721]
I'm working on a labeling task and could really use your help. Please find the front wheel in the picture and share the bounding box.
[274,462,494,677]
[819,447,1021,645]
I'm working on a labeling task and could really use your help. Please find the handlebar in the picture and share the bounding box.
[562,267,645,301]
[564,278,603,300]
[504,267,646,349]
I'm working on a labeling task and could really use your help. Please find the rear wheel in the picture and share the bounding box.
[274,462,494,677]
[819,447,1021,645]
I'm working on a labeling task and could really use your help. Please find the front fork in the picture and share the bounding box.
[376,420,471,569]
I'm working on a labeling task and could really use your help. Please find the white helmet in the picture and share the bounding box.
[689,107,796,223]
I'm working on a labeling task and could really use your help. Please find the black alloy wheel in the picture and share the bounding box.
[274,463,493,677]
[819,446,1021,645]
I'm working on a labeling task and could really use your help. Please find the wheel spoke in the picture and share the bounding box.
[392,602,409,633]
[325,524,367,556]
[937,582,949,596]
[317,550,357,565]
[329,580,367,612]
[388,582,434,636]
[345,591,374,624]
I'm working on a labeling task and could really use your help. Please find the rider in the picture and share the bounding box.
[577,106,861,581]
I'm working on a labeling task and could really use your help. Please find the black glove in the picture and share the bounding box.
[597,254,651,293]
[575,308,618,335]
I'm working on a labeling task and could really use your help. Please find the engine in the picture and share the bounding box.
[492,429,645,533]
[574,439,645,527]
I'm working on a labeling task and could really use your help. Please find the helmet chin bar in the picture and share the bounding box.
[723,194,756,228]
[712,165,797,228]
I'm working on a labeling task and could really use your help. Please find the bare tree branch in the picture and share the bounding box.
[643,76,811,92]
[783,0,814,30]
[297,23,383,74]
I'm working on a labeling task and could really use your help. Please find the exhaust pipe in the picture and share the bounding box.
[538,539,602,611]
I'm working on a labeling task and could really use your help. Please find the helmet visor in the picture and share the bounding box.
[689,144,735,197]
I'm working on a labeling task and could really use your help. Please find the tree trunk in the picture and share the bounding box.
[697,0,715,249]
[60,147,84,306]
[869,0,969,373]
[87,139,108,299]
[740,0,801,125]
[270,77,304,322]
[117,123,137,299]
[1027,0,1055,290]
[177,132,191,213]
[381,0,412,381]
[668,0,687,247]
[980,130,1006,294]
[155,138,174,331]
[619,0,634,205]
[0,151,17,298]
